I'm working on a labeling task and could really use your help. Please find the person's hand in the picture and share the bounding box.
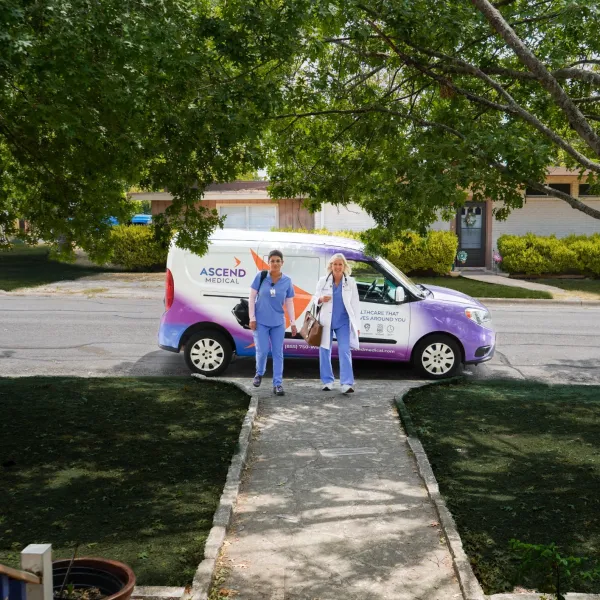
[320,295,332,303]
[250,320,257,331]
[291,324,298,337]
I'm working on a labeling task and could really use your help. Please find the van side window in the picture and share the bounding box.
[349,260,398,304]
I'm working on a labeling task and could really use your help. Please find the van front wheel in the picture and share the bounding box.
[413,335,461,379]
[184,331,232,376]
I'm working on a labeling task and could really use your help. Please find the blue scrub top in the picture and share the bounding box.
[331,279,350,330]
[251,272,295,327]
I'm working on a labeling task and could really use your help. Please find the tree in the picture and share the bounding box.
[266,0,600,245]
[0,0,311,256]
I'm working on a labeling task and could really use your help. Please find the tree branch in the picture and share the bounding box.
[401,43,600,172]
[273,105,600,219]
[472,0,600,157]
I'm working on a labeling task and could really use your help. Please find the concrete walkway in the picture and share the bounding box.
[216,379,463,600]
[459,272,568,294]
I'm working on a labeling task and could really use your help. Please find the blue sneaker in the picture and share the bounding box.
[273,385,285,396]
[252,375,262,388]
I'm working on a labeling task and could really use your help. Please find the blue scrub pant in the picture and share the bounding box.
[254,323,286,386]
[319,321,354,386]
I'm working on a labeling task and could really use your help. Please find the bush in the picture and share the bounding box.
[89,225,167,270]
[275,227,362,240]
[273,227,458,275]
[498,233,600,276]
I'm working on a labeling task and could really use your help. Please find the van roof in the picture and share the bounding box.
[209,228,365,251]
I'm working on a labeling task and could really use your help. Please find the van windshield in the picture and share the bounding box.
[376,257,425,299]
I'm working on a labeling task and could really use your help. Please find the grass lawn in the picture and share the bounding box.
[414,276,552,299]
[0,377,249,586]
[530,278,600,296]
[403,379,600,595]
[0,244,111,291]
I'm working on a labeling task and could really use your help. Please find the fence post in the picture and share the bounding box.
[21,544,52,600]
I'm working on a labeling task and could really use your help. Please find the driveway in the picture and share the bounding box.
[1,296,599,384]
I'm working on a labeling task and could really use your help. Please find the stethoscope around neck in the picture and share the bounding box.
[325,272,348,289]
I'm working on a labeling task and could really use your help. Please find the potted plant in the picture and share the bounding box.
[53,558,136,600]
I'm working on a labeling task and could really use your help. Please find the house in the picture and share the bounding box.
[135,181,313,231]
[133,168,600,269]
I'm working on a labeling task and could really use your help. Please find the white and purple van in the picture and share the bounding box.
[158,229,495,379]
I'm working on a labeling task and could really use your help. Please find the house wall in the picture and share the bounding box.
[315,203,376,231]
[491,196,600,250]
[151,198,314,230]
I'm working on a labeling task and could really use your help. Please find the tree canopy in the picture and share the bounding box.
[2,0,600,254]
[0,0,312,255]
[267,0,600,244]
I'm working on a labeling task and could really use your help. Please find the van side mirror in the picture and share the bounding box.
[395,287,405,304]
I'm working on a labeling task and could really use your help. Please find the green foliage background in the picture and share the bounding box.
[498,233,600,276]
[275,227,458,275]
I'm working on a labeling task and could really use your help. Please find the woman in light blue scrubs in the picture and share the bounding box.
[249,250,297,396]
[314,253,361,393]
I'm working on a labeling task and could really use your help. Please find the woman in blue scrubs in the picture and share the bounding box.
[249,250,297,396]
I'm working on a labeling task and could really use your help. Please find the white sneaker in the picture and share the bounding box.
[341,385,355,394]
[322,384,334,391]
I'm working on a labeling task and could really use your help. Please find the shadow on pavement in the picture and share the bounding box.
[106,350,424,381]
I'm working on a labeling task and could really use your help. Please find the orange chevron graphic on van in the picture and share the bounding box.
[234,257,241,267]
[250,249,313,328]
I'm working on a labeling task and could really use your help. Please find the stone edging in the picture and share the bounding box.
[395,384,600,600]
[394,384,486,600]
[132,375,258,600]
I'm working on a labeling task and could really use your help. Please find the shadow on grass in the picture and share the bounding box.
[404,378,600,595]
[0,245,113,291]
[0,377,249,586]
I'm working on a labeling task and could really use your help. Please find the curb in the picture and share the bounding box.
[395,384,600,600]
[130,376,258,600]
[488,595,600,599]
[395,382,486,600]
[186,375,258,600]
[479,298,600,306]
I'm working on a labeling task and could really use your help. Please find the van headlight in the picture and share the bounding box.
[465,307,492,328]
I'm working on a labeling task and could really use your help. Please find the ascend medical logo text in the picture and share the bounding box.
[200,257,247,284]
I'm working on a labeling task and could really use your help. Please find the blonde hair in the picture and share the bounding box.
[327,253,352,276]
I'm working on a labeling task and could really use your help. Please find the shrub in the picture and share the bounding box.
[274,227,362,240]
[568,239,600,276]
[89,225,167,270]
[273,227,458,275]
[498,233,599,276]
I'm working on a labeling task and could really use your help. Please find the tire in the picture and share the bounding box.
[184,331,232,376]
[413,334,462,379]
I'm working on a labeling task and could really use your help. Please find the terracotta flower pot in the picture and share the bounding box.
[53,558,136,600]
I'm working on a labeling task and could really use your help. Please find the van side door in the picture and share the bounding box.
[348,259,411,360]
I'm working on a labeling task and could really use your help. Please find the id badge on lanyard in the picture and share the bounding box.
[270,285,276,297]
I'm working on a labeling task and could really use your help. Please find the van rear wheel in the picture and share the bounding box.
[413,334,461,379]
[184,331,232,376]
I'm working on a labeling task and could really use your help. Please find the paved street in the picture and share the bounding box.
[1,296,599,383]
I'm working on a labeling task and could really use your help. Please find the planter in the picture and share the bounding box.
[53,558,136,600]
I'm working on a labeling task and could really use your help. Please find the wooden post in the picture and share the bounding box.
[21,544,52,600]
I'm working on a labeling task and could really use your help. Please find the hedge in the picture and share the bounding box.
[497,233,600,276]
[88,225,168,270]
[274,227,458,275]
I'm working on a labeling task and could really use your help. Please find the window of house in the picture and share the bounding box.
[219,205,277,231]
[579,184,600,196]
[348,260,399,304]
[525,183,571,196]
